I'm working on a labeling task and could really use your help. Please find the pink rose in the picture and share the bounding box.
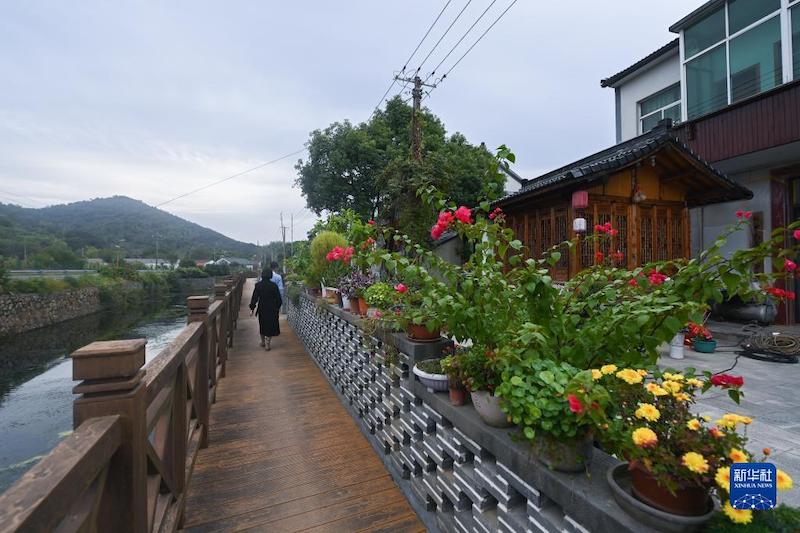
[431,224,444,240]
[785,259,797,272]
[394,283,408,294]
[454,206,473,224]
[794,229,800,240]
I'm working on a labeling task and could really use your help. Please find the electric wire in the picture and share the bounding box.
[414,0,474,74]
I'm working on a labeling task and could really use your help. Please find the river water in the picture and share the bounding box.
[0,295,193,492]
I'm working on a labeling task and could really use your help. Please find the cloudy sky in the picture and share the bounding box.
[0,1,700,244]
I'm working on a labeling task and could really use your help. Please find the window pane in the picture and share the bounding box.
[728,0,780,35]
[686,44,727,119]
[641,113,662,133]
[640,84,681,115]
[663,104,682,124]
[729,17,782,103]
[793,5,800,79]
[685,8,725,57]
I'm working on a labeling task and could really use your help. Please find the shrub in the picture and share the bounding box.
[308,231,347,287]
[364,282,394,309]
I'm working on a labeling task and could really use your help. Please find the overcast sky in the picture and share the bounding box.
[0,1,701,245]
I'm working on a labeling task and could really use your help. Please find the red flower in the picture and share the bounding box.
[611,250,625,263]
[367,219,376,225]
[431,224,445,240]
[567,394,584,414]
[343,246,354,263]
[628,278,638,287]
[735,210,744,218]
[710,374,744,389]
[765,286,795,300]
[455,206,473,224]
[594,224,605,232]
[609,229,619,236]
[794,229,800,240]
[785,259,798,272]
[489,207,503,220]
[735,210,752,219]
[647,270,667,286]
[709,427,724,439]
[438,211,455,227]
[594,251,604,263]
[394,283,408,294]
[594,222,616,235]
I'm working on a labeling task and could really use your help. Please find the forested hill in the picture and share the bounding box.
[0,196,257,266]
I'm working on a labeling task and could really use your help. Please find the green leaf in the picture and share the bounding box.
[523,426,535,440]
[728,389,741,405]
[510,376,523,386]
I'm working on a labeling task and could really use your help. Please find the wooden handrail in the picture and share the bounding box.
[0,274,246,533]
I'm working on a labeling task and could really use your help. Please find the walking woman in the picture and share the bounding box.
[249,268,282,350]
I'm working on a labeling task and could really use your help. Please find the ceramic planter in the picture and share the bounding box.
[531,431,593,472]
[412,362,449,393]
[406,323,441,342]
[669,333,685,359]
[341,295,352,312]
[692,339,716,353]
[607,463,715,532]
[470,391,512,428]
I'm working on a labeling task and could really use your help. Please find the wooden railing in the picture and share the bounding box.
[0,275,245,533]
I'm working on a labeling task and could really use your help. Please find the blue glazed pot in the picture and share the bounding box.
[693,339,717,353]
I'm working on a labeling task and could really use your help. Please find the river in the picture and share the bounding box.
[0,294,194,493]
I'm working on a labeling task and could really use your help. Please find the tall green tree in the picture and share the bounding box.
[295,96,503,243]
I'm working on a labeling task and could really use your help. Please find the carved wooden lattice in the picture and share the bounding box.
[671,211,684,259]
[640,207,654,264]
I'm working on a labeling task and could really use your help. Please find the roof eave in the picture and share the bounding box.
[669,0,724,33]
[600,40,679,88]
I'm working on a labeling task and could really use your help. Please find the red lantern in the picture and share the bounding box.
[572,190,589,209]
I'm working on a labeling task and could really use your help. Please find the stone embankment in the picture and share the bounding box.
[0,288,103,337]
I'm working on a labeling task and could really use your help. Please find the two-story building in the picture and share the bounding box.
[495,0,800,322]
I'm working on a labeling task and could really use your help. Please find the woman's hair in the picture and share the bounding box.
[261,269,271,279]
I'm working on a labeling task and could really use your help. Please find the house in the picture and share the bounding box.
[496,121,751,280]
[212,257,259,271]
[600,0,800,322]
[124,258,173,270]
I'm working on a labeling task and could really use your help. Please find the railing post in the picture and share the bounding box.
[225,279,235,346]
[214,283,229,376]
[188,296,210,448]
[71,339,148,533]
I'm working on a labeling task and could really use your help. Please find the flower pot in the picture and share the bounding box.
[357,297,368,316]
[406,324,441,342]
[470,391,512,428]
[531,431,593,473]
[692,339,716,353]
[669,333,685,359]
[412,363,449,393]
[448,386,467,406]
[341,295,352,311]
[607,464,715,532]
[630,462,712,517]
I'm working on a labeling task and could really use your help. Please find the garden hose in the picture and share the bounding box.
[738,324,800,364]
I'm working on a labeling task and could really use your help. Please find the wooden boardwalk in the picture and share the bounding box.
[183,281,423,532]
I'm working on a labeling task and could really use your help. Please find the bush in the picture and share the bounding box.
[364,282,394,309]
[704,504,800,532]
[175,267,209,279]
[308,231,347,287]
[203,263,230,277]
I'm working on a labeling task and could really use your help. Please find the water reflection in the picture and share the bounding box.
[0,295,193,492]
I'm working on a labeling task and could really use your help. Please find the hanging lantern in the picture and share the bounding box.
[572,190,589,209]
[573,217,587,233]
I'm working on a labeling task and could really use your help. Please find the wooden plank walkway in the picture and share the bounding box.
[183,280,423,533]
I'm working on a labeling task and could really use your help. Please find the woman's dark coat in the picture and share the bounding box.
[249,279,282,337]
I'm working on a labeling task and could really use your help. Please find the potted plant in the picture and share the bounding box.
[337,269,360,312]
[363,282,394,317]
[496,358,607,472]
[440,350,467,406]
[393,283,443,342]
[412,358,449,392]
[459,345,511,428]
[588,367,794,528]
[688,321,716,353]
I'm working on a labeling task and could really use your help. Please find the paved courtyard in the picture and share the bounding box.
[658,321,800,507]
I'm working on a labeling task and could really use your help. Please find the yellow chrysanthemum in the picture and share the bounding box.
[729,449,748,463]
[635,403,661,422]
[686,378,703,388]
[682,452,710,474]
[591,369,602,380]
[636,369,648,377]
[645,383,668,396]
[715,466,730,490]
[662,380,682,393]
[721,413,752,426]
[632,427,658,448]
[600,364,617,375]
[686,419,701,431]
[701,414,712,422]
[777,469,793,491]
[722,502,753,525]
[716,417,737,430]
[663,372,684,381]
[673,392,691,402]
[616,368,643,384]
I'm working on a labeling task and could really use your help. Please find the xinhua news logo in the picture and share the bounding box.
[730,463,777,511]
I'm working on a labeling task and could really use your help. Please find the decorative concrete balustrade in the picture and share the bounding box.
[289,293,658,533]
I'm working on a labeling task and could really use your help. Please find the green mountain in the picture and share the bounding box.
[0,196,257,268]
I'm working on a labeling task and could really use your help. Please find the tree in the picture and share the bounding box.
[295,96,503,243]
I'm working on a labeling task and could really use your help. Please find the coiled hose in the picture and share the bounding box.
[739,324,800,364]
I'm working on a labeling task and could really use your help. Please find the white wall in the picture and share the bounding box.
[617,53,681,141]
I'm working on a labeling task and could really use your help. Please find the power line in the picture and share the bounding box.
[154,147,306,208]
[423,0,498,84]
[428,0,517,95]
[414,0,474,73]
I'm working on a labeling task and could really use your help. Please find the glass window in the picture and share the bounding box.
[641,113,663,133]
[663,104,682,123]
[640,84,681,116]
[793,5,800,79]
[686,44,727,119]
[685,8,725,57]
[728,0,780,35]
[729,16,782,103]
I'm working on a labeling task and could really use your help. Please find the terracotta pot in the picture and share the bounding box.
[448,386,467,406]
[406,323,441,342]
[629,462,710,517]
[470,391,512,428]
[357,297,368,316]
[531,431,593,472]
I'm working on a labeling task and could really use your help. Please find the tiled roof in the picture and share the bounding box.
[600,39,679,88]
[495,123,752,207]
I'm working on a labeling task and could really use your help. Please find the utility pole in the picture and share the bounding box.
[279,212,287,274]
[290,213,294,257]
[394,75,436,162]
[154,233,160,270]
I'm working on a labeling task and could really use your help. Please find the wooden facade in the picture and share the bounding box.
[499,135,752,281]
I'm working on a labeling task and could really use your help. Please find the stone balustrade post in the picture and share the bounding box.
[71,339,148,533]
[187,296,211,447]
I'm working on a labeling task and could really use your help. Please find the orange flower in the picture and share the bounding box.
[777,469,793,491]
[682,452,709,474]
[632,427,658,448]
[715,466,730,490]
[729,449,748,463]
